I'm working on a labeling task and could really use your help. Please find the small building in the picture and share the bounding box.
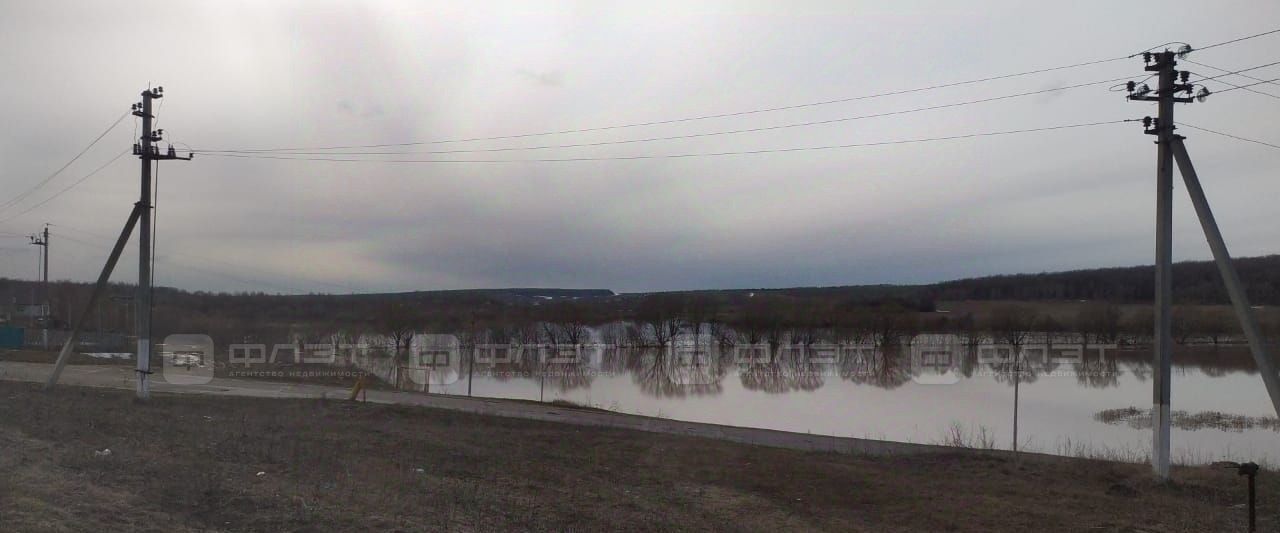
[0,326,24,349]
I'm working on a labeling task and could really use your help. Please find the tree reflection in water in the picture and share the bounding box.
[838,344,912,390]
[465,331,1262,400]
[625,347,727,398]
[735,344,824,393]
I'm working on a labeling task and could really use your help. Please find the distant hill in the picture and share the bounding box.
[338,288,615,305]
[4,255,1279,332]
[928,255,1280,305]
[628,255,1280,308]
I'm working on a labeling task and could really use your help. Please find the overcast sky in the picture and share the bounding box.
[1,1,1278,294]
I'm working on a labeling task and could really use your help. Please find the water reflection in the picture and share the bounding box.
[454,337,1266,400]
[416,336,1278,464]
[625,347,727,397]
[838,344,912,390]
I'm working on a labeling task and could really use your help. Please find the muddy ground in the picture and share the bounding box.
[0,380,1271,532]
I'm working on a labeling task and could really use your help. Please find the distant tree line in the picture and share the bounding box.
[929,255,1280,304]
[4,254,1280,350]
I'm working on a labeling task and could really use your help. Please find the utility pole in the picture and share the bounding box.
[1127,48,1280,480]
[28,224,49,349]
[45,86,191,395]
[1128,49,1192,480]
[132,86,191,399]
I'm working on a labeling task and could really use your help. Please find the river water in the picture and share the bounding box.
[402,338,1278,465]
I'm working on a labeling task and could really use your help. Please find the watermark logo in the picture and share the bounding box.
[159,331,1122,389]
[161,333,215,385]
[404,334,461,386]
[667,333,723,385]
[910,334,963,385]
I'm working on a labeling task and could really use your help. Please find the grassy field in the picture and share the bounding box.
[0,381,1271,532]
[0,348,388,390]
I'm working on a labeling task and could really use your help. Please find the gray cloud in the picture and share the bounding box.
[1,0,1278,294]
[517,69,565,87]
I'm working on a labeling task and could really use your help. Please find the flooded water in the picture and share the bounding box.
[406,339,1279,465]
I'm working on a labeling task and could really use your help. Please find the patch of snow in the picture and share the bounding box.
[85,352,131,359]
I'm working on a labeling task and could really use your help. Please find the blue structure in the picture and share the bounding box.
[0,326,24,349]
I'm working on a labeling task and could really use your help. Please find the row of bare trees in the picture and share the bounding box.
[358,296,1262,356]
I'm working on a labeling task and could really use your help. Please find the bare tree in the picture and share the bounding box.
[987,305,1037,347]
[636,294,683,347]
[1200,308,1237,345]
[683,294,719,339]
[542,301,590,345]
[376,301,420,358]
[1073,302,1122,344]
[870,304,917,347]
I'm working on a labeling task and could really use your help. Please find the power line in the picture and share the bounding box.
[50,223,361,293]
[1130,28,1280,57]
[1210,77,1280,96]
[150,160,159,328]
[52,231,311,294]
[195,63,1134,154]
[199,119,1136,164]
[1181,123,1280,151]
[0,112,128,213]
[1182,58,1274,90]
[1183,59,1280,99]
[186,27,1280,155]
[1195,27,1280,52]
[1195,77,1280,100]
[198,77,1133,157]
[0,149,131,225]
[1187,59,1280,85]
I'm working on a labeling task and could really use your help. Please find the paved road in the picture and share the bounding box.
[1,361,953,457]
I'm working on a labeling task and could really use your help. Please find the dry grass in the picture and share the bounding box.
[0,348,391,390]
[937,422,998,450]
[0,380,1272,532]
[1097,406,1280,433]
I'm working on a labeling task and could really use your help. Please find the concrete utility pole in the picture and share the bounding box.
[45,206,142,389]
[137,89,156,399]
[1128,50,1195,480]
[28,224,49,349]
[1127,49,1280,479]
[133,86,191,399]
[45,86,191,396]
[1171,140,1280,421]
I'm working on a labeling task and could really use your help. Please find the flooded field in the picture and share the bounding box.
[398,339,1279,465]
